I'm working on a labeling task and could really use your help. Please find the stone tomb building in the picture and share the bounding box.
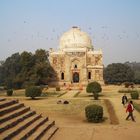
[49,27,104,86]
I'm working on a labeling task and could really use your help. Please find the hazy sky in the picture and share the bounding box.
[0,0,140,65]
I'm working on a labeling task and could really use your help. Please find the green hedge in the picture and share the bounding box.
[25,86,42,99]
[7,89,13,96]
[118,89,137,93]
[133,102,140,113]
[56,86,60,91]
[85,104,103,123]
[130,91,139,99]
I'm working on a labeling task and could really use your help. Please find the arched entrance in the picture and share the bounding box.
[73,72,79,83]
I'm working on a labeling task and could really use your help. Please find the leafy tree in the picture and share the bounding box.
[1,53,21,88]
[20,51,35,69]
[134,71,140,84]
[0,65,4,85]
[5,78,13,89]
[5,53,21,72]
[86,81,102,100]
[35,49,49,63]
[104,63,134,84]
[125,62,140,84]
[13,74,25,89]
[0,49,57,89]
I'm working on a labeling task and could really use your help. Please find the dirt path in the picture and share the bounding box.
[52,125,140,140]
[60,90,78,98]
[110,97,140,124]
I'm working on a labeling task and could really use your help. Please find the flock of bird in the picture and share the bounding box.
[7,21,140,43]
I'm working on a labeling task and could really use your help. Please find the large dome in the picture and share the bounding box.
[59,27,93,50]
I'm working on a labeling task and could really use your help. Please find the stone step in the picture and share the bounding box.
[0,99,18,109]
[0,98,6,102]
[29,121,55,140]
[0,108,31,127]
[0,99,58,140]
[0,106,30,124]
[0,110,36,133]
[0,103,24,116]
[41,126,59,140]
[1,114,42,140]
[14,117,48,140]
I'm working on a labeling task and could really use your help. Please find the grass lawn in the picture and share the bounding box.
[17,97,110,126]
[0,87,110,125]
[0,88,65,97]
[0,89,25,97]
[2,85,137,126]
[1,85,140,140]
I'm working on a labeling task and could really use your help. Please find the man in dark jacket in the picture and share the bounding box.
[122,94,128,107]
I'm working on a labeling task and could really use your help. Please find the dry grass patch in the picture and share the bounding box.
[57,92,67,97]
[0,89,25,97]
[73,91,81,97]
[104,99,119,125]
[16,98,110,125]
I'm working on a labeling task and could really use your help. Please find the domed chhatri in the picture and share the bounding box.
[49,27,104,86]
[59,26,93,50]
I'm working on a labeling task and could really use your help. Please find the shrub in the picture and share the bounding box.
[85,104,103,123]
[118,89,137,93]
[124,82,134,88]
[56,86,60,91]
[7,89,13,96]
[130,91,139,99]
[25,86,42,99]
[86,81,102,93]
[124,82,130,88]
[86,81,102,100]
[133,102,140,113]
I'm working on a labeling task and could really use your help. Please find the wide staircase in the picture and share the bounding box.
[0,98,58,140]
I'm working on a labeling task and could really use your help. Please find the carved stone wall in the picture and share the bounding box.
[49,27,104,86]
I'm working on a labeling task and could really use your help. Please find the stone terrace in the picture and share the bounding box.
[0,98,58,140]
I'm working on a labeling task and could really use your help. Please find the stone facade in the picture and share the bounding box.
[49,27,104,86]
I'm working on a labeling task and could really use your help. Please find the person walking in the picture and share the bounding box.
[122,94,128,107]
[126,100,135,122]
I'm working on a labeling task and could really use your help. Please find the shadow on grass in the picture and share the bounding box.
[90,98,102,101]
[87,94,105,98]
[88,95,93,97]
[83,117,108,124]
[26,97,48,100]
[99,94,105,97]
